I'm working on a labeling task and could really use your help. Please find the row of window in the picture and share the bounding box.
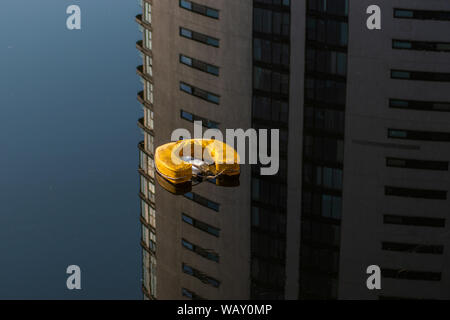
[141,199,156,229]
[254,8,290,37]
[303,164,343,190]
[304,135,345,164]
[180,82,220,104]
[252,95,289,125]
[140,174,156,203]
[179,0,219,19]
[180,27,219,47]
[385,186,447,200]
[386,157,448,171]
[140,150,155,179]
[302,191,342,220]
[254,0,290,9]
[306,17,348,48]
[254,66,289,96]
[382,242,444,255]
[384,214,445,228]
[182,238,220,262]
[394,8,450,21]
[180,54,219,76]
[390,99,450,112]
[306,48,347,76]
[388,128,450,142]
[182,288,204,300]
[251,206,287,235]
[382,268,441,282]
[304,106,345,134]
[393,39,450,52]
[182,213,220,237]
[182,263,220,288]
[142,250,157,298]
[180,110,219,129]
[184,192,220,211]
[307,0,348,17]
[305,77,347,106]
[254,37,290,68]
[142,224,156,253]
[392,69,450,82]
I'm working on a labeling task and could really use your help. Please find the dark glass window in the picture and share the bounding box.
[179,0,219,19]
[182,263,221,287]
[385,186,447,200]
[384,215,445,228]
[390,99,450,112]
[391,69,450,82]
[180,54,219,76]
[184,192,220,211]
[382,242,444,255]
[394,8,450,21]
[180,110,219,129]
[179,27,219,47]
[182,288,205,300]
[393,39,450,52]
[386,157,448,171]
[182,213,220,237]
[388,129,450,142]
[182,238,220,262]
[180,82,220,104]
[382,268,441,281]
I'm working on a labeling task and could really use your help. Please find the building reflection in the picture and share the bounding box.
[137,0,450,300]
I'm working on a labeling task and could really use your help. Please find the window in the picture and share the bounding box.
[388,129,450,142]
[386,157,448,171]
[142,225,156,253]
[382,242,443,255]
[385,186,447,200]
[308,0,349,16]
[182,239,219,262]
[179,27,219,47]
[180,82,220,104]
[179,0,219,19]
[141,200,156,228]
[393,39,450,52]
[384,215,445,228]
[180,110,219,129]
[182,263,221,287]
[144,1,152,24]
[391,69,450,82]
[184,192,220,211]
[182,288,204,300]
[180,54,219,76]
[382,268,441,281]
[390,99,450,112]
[394,8,450,21]
[182,213,220,237]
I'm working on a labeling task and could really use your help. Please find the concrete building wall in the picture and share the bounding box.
[340,0,450,299]
[151,0,253,300]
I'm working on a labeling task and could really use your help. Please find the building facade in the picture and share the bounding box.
[136,0,450,300]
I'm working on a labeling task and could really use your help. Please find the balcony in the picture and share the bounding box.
[136,40,152,57]
[137,91,153,110]
[138,117,154,135]
[136,65,153,83]
[135,14,152,30]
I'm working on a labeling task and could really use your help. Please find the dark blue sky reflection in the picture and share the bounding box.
[0,0,141,299]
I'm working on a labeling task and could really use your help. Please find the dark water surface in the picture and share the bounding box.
[0,0,141,299]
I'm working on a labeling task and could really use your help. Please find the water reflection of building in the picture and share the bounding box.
[137,0,450,300]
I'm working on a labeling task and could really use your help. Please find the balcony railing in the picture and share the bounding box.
[135,14,152,30]
[136,40,152,57]
[136,65,153,83]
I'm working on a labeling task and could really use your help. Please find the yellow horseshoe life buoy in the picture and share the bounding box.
[155,139,240,185]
